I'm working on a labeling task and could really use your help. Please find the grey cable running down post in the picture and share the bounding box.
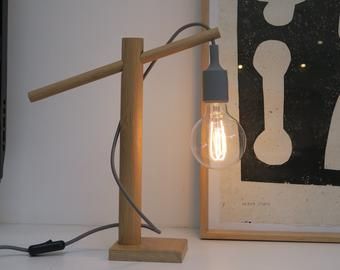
[112,22,214,235]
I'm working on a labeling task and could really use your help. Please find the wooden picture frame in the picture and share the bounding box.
[200,0,340,242]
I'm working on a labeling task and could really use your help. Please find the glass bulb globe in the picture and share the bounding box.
[191,102,246,169]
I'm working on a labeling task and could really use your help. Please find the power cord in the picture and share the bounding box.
[0,22,213,256]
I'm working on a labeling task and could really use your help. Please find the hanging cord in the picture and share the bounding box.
[144,22,213,78]
[0,22,213,256]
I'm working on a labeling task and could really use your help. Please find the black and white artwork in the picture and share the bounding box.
[238,0,340,185]
[206,0,340,235]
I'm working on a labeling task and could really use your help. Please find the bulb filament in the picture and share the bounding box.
[209,120,227,161]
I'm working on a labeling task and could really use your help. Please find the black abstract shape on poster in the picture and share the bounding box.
[238,0,340,185]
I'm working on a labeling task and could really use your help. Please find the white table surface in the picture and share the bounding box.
[1,224,340,270]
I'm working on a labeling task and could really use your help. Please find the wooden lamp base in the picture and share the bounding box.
[109,237,188,263]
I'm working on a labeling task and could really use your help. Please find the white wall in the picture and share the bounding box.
[0,0,202,227]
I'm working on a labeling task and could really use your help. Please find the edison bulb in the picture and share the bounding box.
[191,102,246,169]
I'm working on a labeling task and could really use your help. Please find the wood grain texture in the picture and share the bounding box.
[118,38,143,245]
[200,0,210,239]
[201,229,340,243]
[28,28,220,102]
[109,237,188,263]
[27,60,123,102]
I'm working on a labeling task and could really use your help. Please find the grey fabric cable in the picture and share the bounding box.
[65,223,155,247]
[110,123,161,234]
[0,22,213,255]
[0,245,28,253]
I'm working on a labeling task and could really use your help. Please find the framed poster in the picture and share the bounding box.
[200,0,340,241]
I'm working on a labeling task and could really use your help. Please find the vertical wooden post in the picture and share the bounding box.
[109,37,187,263]
[119,38,144,245]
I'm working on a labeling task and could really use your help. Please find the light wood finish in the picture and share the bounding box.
[28,28,220,102]
[200,0,210,239]
[200,0,340,243]
[28,61,123,102]
[140,27,220,63]
[201,229,340,243]
[114,38,190,262]
[118,38,143,245]
[109,237,188,263]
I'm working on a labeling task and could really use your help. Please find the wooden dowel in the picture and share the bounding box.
[118,38,143,245]
[28,27,220,102]
[140,27,219,63]
[28,61,123,102]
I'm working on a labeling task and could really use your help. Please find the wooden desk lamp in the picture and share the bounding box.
[27,26,221,263]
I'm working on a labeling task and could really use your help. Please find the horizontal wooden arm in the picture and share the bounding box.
[140,27,219,63]
[28,61,124,102]
[28,27,220,102]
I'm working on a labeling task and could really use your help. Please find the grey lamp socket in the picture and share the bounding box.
[202,44,229,102]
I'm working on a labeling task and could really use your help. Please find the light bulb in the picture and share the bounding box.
[192,43,247,169]
[191,102,246,169]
